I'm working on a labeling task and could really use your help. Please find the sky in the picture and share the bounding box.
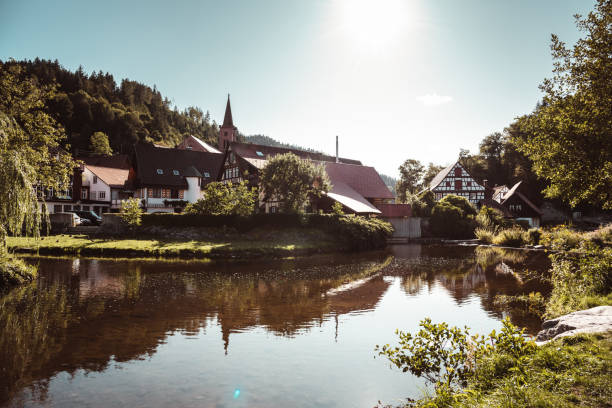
[0,0,593,178]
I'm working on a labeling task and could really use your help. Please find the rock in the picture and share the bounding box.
[536,306,612,343]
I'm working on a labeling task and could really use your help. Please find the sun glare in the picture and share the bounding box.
[335,0,413,50]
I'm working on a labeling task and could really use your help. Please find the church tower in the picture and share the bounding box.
[218,94,237,150]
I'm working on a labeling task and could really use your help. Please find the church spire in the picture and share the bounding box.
[222,94,234,127]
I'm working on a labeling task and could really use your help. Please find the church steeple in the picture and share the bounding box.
[219,94,237,150]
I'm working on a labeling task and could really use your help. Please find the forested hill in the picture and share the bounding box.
[1,59,220,154]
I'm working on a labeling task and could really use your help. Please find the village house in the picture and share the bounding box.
[490,181,543,227]
[212,97,393,214]
[424,161,486,205]
[133,143,223,213]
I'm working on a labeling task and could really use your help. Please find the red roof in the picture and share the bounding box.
[324,162,393,200]
[376,204,412,217]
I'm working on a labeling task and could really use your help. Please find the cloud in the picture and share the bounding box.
[416,93,453,106]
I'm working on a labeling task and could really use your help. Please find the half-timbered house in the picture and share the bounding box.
[425,161,486,205]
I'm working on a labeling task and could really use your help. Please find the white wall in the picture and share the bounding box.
[82,167,111,203]
[184,177,201,203]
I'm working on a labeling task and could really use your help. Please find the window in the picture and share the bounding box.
[203,172,210,178]
[270,206,277,213]
[54,205,62,213]
[187,146,193,150]
[454,168,462,177]
[82,206,90,211]
[73,205,80,210]
[93,176,98,184]
[98,191,106,200]
[81,188,88,199]
[150,188,162,198]
[171,189,179,199]
[64,205,72,212]
[256,151,264,157]
[157,169,164,175]
[467,181,472,187]
[173,170,179,176]
[230,152,235,163]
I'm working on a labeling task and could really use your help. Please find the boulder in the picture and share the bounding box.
[536,306,612,343]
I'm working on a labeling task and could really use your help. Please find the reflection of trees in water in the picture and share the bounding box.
[0,255,392,403]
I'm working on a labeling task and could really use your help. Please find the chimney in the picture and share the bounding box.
[335,135,339,163]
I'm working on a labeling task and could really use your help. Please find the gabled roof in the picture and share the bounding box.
[326,181,381,214]
[180,135,222,153]
[86,165,130,188]
[134,144,223,188]
[501,181,543,215]
[324,162,393,200]
[230,141,362,165]
[80,154,131,169]
[428,161,458,190]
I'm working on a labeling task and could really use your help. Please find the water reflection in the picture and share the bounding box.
[0,246,550,407]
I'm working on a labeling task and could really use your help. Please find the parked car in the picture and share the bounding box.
[69,210,102,226]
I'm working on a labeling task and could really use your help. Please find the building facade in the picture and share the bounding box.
[426,161,486,205]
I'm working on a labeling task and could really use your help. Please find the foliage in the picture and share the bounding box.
[183,181,256,216]
[545,245,612,318]
[475,206,508,232]
[584,223,612,246]
[119,198,142,228]
[376,318,536,405]
[422,163,445,188]
[511,0,612,209]
[331,201,344,215]
[540,225,583,250]
[491,228,527,247]
[526,227,541,245]
[396,159,425,203]
[0,58,220,153]
[429,195,476,238]
[0,255,36,289]
[493,292,546,318]
[89,131,112,156]
[474,228,494,244]
[260,153,330,213]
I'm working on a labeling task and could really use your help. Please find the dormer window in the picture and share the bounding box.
[93,176,98,184]
[157,169,163,174]
[203,172,210,178]
[173,170,179,176]
[256,151,264,157]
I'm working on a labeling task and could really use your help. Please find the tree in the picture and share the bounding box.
[183,181,256,216]
[89,131,112,156]
[422,163,445,187]
[513,0,612,209]
[0,64,75,250]
[396,159,424,203]
[259,153,330,213]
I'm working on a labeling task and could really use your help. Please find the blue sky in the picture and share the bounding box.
[0,0,592,177]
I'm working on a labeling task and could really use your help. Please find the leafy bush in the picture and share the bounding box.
[526,227,541,245]
[492,228,527,247]
[545,245,612,318]
[184,181,256,216]
[584,223,612,246]
[119,198,143,228]
[540,225,583,250]
[331,201,344,215]
[430,195,477,238]
[0,254,36,288]
[474,228,494,244]
[475,206,508,232]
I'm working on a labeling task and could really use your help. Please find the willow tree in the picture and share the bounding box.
[0,63,75,250]
[260,153,330,213]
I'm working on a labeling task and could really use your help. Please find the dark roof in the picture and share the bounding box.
[222,94,234,128]
[479,199,513,217]
[134,144,223,188]
[230,141,362,166]
[502,181,543,215]
[324,162,393,200]
[79,154,131,169]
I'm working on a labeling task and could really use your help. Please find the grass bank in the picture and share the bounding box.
[6,229,344,260]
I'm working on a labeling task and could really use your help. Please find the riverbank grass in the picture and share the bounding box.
[6,231,342,259]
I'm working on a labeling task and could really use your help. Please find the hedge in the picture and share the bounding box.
[140,213,393,250]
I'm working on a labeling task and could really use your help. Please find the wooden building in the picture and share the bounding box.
[491,181,543,227]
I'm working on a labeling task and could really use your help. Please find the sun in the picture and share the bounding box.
[334,0,413,50]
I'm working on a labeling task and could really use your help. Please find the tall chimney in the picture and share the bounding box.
[335,135,339,163]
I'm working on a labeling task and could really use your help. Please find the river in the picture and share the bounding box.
[0,244,550,408]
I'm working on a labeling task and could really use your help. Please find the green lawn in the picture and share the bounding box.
[7,233,340,259]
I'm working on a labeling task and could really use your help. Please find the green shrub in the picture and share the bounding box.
[585,223,612,246]
[540,226,583,250]
[526,228,542,245]
[476,206,508,232]
[0,254,36,289]
[492,228,527,247]
[475,228,494,244]
[119,198,143,228]
[430,197,476,239]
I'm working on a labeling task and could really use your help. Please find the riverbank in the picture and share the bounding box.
[0,254,37,289]
[6,229,344,260]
